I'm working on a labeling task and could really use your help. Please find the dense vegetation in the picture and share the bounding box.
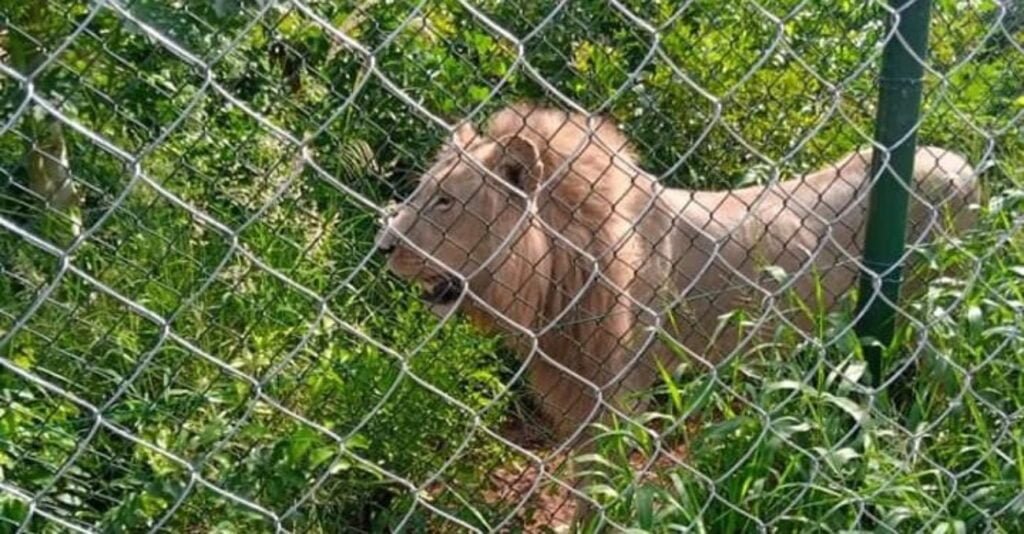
[1,0,1021,531]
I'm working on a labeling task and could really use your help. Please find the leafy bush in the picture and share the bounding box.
[1,0,1021,531]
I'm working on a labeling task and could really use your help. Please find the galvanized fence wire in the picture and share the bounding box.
[0,0,1022,532]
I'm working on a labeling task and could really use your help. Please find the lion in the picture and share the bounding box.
[376,103,980,441]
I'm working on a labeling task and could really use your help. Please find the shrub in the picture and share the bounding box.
[1,0,1021,530]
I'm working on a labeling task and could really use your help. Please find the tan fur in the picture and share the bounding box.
[379,103,981,440]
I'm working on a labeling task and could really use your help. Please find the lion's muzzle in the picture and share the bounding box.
[421,276,463,305]
[376,211,464,307]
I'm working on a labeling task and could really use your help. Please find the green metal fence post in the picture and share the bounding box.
[856,0,933,388]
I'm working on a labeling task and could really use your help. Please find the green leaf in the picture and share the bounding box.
[287,427,318,463]
[574,453,619,470]
[823,393,868,424]
[468,85,490,102]
[965,305,983,330]
[636,485,655,530]
[310,447,335,469]
[766,379,812,393]
[656,359,683,413]
[931,520,967,534]
[772,416,812,440]
[814,446,861,468]
[586,484,620,501]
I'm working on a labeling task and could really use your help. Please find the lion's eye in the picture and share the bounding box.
[433,195,454,211]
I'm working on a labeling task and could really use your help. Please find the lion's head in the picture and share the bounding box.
[376,104,657,436]
[377,104,646,328]
[376,116,547,321]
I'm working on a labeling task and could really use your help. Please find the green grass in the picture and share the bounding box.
[1,0,1022,531]
[579,192,1024,531]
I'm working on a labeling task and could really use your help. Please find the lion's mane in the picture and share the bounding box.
[462,105,684,436]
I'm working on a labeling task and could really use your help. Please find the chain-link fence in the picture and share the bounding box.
[1,0,1022,532]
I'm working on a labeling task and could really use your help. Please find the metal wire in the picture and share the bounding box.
[1,0,1021,532]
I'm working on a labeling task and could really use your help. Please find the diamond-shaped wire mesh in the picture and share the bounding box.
[1,0,1022,532]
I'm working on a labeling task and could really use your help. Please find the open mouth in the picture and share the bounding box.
[420,277,463,305]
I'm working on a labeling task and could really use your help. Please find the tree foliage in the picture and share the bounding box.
[1,0,1021,530]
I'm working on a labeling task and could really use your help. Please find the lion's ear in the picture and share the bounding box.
[450,122,478,148]
[496,135,543,192]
